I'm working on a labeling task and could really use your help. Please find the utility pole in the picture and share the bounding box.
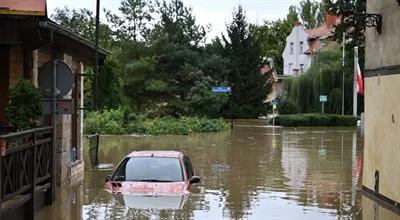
[94,0,100,109]
[341,32,346,115]
[353,47,358,117]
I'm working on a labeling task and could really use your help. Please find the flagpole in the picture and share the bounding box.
[353,46,358,117]
[341,32,345,115]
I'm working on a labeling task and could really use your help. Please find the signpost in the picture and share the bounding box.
[212,86,232,128]
[319,95,328,114]
[271,98,279,126]
[38,60,74,202]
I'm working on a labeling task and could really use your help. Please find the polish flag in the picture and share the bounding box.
[356,63,364,95]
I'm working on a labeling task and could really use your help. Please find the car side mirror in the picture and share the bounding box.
[105,175,111,182]
[189,176,200,184]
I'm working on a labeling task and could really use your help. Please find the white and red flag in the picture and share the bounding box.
[356,62,364,95]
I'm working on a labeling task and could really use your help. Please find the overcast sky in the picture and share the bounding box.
[47,0,303,39]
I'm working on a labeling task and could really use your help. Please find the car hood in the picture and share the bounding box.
[112,193,188,210]
[105,181,189,195]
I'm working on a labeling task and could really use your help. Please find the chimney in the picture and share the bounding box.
[293,21,302,27]
[326,14,338,27]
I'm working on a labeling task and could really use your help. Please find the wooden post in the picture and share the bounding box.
[0,140,2,220]
[27,133,37,220]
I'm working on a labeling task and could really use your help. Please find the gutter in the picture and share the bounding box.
[38,20,111,56]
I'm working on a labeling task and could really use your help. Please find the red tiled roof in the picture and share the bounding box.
[305,15,341,39]
[305,24,334,39]
[0,0,45,16]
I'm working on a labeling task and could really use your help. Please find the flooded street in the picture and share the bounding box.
[36,122,399,220]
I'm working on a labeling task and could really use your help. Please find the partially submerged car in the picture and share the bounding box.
[105,151,200,195]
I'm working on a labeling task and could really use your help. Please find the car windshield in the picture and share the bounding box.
[112,157,184,182]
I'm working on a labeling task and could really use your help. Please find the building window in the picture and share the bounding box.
[290,42,294,54]
[300,64,305,73]
[321,39,326,48]
[299,41,304,54]
[289,63,293,74]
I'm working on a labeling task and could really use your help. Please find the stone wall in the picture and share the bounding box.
[36,49,85,186]
[363,0,400,205]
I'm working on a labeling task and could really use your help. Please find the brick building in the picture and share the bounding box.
[0,1,109,186]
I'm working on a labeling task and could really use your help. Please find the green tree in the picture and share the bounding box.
[287,5,299,24]
[254,19,292,75]
[280,46,356,114]
[123,56,170,110]
[222,6,270,118]
[326,0,366,66]
[6,80,42,130]
[51,8,124,110]
[155,0,207,47]
[186,78,229,118]
[52,7,115,49]
[299,0,326,29]
[105,0,155,42]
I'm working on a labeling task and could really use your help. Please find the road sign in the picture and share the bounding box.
[38,60,73,98]
[319,95,328,102]
[42,99,74,115]
[271,98,279,105]
[273,104,277,110]
[212,86,231,93]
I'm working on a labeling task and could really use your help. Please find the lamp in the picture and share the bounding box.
[355,13,382,34]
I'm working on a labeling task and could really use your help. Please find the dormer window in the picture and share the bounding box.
[290,42,294,54]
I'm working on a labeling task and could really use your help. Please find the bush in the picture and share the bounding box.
[84,109,126,135]
[84,109,227,135]
[186,79,229,118]
[6,80,42,130]
[275,114,357,127]
[277,99,298,115]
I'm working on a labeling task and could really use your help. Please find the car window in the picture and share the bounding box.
[183,156,194,178]
[112,157,183,182]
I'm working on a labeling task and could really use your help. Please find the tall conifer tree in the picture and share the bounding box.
[222,6,269,118]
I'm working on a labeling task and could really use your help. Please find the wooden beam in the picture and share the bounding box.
[0,10,45,17]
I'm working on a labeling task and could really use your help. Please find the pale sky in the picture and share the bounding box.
[47,0,303,39]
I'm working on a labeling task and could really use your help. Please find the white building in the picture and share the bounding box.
[282,16,341,76]
[282,22,311,76]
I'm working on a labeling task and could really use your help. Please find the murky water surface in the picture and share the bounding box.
[36,122,400,220]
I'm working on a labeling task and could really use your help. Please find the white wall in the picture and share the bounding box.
[282,25,312,76]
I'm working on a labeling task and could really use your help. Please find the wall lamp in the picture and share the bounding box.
[355,13,382,34]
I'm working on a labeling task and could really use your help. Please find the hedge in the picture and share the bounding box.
[274,114,357,127]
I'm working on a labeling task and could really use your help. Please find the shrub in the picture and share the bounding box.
[275,114,357,127]
[84,109,227,135]
[186,79,229,118]
[277,99,298,115]
[6,80,42,130]
[84,109,126,135]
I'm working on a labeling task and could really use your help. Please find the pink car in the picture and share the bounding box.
[104,151,200,195]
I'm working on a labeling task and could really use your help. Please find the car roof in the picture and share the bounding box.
[127,151,183,158]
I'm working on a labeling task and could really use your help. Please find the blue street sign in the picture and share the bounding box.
[212,86,231,93]
[271,98,279,105]
[319,95,328,102]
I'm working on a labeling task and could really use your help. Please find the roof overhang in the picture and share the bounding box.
[38,20,110,65]
[0,0,46,16]
[0,16,110,66]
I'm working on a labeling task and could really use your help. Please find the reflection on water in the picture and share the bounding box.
[35,125,400,220]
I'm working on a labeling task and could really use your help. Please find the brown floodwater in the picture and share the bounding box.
[35,122,400,220]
